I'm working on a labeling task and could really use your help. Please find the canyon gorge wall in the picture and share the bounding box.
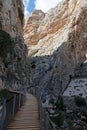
[0,0,87,98]
[0,0,29,90]
[24,0,87,98]
[0,0,24,38]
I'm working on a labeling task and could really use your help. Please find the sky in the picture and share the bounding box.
[22,0,62,19]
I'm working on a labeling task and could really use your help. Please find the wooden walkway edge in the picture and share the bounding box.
[6,94,40,130]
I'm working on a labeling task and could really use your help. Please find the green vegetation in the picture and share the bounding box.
[49,95,87,129]
[0,89,13,103]
[55,96,65,111]
[82,110,87,121]
[67,122,87,130]
[50,111,64,127]
[50,96,65,127]
[67,120,73,127]
[70,126,87,130]
[0,30,14,61]
[66,112,87,130]
[74,96,86,107]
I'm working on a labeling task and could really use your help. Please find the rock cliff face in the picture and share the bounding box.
[24,0,87,98]
[0,0,29,90]
[0,0,24,38]
[24,10,45,45]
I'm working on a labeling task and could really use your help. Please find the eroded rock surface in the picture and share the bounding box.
[0,0,24,38]
[0,0,29,90]
[24,0,87,98]
[24,10,45,45]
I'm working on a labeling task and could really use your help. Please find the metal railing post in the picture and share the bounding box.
[0,90,26,130]
[18,94,21,109]
[45,111,49,130]
[39,97,43,130]
[13,94,16,117]
[0,100,6,130]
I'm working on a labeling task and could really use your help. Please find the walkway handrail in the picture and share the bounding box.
[0,100,6,130]
[0,89,26,130]
[28,87,53,130]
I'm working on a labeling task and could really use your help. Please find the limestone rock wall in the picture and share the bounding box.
[0,0,29,90]
[24,0,87,98]
[0,0,24,38]
[24,10,45,45]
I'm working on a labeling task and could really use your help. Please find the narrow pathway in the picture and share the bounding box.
[6,94,40,130]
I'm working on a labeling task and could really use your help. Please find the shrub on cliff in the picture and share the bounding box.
[55,96,65,111]
[50,111,64,127]
[74,96,86,106]
[0,89,13,103]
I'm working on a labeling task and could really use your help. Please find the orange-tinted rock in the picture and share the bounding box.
[24,0,87,95]
[24,10,45,45]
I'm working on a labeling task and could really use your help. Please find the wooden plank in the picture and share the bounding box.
[6,94,40,130]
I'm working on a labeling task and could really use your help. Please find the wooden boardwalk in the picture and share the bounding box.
[6,94,40,130]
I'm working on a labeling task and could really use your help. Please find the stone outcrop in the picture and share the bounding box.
[0,0,29,90]
[0,0,24,38]
[24,10,45,45]
[24,0,87,98]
